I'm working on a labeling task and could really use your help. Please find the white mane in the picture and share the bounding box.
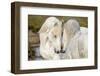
[62,19,88,59]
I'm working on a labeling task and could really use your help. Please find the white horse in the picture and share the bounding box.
[61,19,88,59]
[39,17,62,60]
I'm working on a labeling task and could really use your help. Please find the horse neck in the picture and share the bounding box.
[64,29,71,40]
[39,33,46,44]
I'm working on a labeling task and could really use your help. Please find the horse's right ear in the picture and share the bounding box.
[38,22,48,33]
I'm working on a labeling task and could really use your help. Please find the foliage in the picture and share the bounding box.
[28,15,88,33]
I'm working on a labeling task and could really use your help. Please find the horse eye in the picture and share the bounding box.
[46,37,49,41]
[54,23,57,26]
[54,35,57,38]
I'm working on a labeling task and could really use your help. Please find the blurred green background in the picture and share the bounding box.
[28,15,88,32]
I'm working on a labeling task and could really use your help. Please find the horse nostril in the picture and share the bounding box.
[62,51,65,53]
[54,48,60,54]
[61,50,65,53]
[56,51,60,54]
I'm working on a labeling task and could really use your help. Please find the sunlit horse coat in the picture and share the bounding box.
[39,17,62,60]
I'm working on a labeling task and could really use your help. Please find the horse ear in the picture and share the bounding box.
[64,19,80,35]
[38,22,48,33]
